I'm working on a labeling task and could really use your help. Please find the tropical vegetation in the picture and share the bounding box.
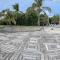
[0,0,59,26]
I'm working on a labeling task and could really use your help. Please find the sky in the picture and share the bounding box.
[0,0,60,17]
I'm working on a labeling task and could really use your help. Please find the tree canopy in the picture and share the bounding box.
[0,1,58,26]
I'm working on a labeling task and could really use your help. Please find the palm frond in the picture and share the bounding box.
[35,0,43,7]
[13,3,19,11]
[32,3,37,9]
[42,7,51,12]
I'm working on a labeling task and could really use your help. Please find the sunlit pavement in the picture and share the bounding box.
[0,27,60,60]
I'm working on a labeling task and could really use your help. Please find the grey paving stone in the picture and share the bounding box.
[0,27,60,60]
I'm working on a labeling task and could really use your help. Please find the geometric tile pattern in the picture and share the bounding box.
[0,29,60,60]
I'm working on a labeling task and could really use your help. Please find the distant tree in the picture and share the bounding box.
[16,13,26,25]
[1,9,16,25]
[50,15,59,24]
[31,0,51,26]
[12,3,24,25]
[26,7,38,26]
[40,13,48,26]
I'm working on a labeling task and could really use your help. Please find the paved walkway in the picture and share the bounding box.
[0,27,60,60]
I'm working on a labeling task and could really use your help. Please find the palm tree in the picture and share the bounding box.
[12,3,24,25]
[32,0,51,26]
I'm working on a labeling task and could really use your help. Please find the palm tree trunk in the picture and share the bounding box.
[38,15,40,26]
[47,17,49,26]
[37,12,40,26]
[59,16,60,24]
